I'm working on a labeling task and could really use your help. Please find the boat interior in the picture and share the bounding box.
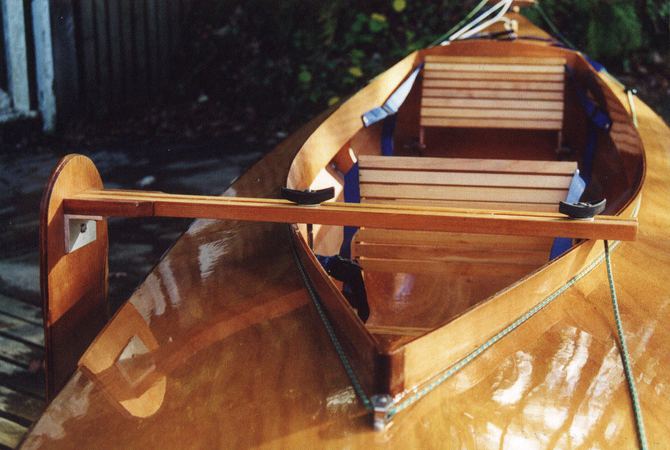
[289,43,644,354]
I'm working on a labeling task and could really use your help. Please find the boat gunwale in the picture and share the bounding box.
[285,37,646,398]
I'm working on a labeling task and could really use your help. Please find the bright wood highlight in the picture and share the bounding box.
[39,154,109,400]
[63,187,637,241]
[358,155,577,174]
[420,55,566,146]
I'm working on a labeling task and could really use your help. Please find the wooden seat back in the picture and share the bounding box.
[419,56,566,146]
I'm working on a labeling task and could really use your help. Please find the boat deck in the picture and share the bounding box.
[0,294,45,449]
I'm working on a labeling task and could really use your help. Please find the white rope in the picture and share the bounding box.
[458,0,513,40]
[446,0,513,43]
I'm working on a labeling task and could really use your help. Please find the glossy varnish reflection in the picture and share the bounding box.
[24,18,670,450]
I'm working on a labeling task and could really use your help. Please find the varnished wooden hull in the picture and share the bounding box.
[23,14,669,449]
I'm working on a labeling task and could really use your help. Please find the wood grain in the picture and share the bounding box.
[39,155,109,400]
[62,187,637,241]
[24,17,670,449]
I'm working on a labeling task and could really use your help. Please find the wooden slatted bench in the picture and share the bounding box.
[351,155,579,327]
[420,55,566,149]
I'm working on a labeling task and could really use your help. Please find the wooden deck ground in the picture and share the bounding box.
[0,294,45,449]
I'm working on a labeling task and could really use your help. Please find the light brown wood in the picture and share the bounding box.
[25,20,670,448]
[423,87,564,100]
[358,155,577,174]
[420,55,566,146]
[361,183,568,203]
[422,97,564,110]
[421,117,563,130]
[364,198,560,212]
[420,107,563,120]
[40,154,110,400]
[422,78,564,91]
[354,155,577,333]
[425,63,565,73]
[359,169,572,188]
[425,55,565,65]
[354,228,554,250]
[424,71,565,82]
[354,243,548,266]
[61,187,637,241]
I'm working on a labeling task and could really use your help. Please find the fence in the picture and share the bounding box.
[76,0,192,114]
[0,0,192,132]
[0,0,54,130]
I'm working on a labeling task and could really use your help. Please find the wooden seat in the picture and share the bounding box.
[351,155,578,330]
[419,56,566,149]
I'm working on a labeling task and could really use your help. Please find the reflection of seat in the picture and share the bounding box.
[419,55,566,149]
[351,155,578,329]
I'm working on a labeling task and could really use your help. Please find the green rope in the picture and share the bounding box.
[604,240,648,450]
[429,0,490,47]
[289,228,373,410]
[533,3,577,50]
[386,240,622,419]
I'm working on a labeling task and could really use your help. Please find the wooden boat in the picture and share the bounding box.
[23,4,669,449]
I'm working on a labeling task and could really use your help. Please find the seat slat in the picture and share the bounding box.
[423,88,563,101]
[361,184,568,204]
[424,71,565,82]
[425,55,567,65]
[422,97,563,111]
[358,155,577,175]
[421,117,562,130]
[421,107,563,121]
[423,79,564,91]
[419,56,565,141]
[360,169,572,189]
[425,62,565,73]
[363,198,559,212]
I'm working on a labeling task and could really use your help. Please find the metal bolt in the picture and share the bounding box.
[80,223,87,234]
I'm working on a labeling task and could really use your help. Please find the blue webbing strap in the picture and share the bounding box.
[381,115,397,156]
[550,170,587,259]
[565,66,612,183]
[339,65,423,257]
[339,161,360,259]
[361,64,423,128]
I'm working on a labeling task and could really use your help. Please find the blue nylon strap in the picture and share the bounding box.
[565,65,612,183]
[361,64,423,128]
[550,170,586,259]
[343,66,422,257]
[585,56,606,73]
[340,161,360,259]
[381,115,397,156]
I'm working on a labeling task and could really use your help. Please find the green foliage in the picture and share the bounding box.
[525,0,668,65]
[183,1,669,136]
[185,0,478,131]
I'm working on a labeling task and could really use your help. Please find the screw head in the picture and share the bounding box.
[80,223,87,234]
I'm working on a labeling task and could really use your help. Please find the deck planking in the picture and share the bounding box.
[0,294,45,448]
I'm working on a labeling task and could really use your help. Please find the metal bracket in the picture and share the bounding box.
[371,394,393,431]
[64,214,102,254]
